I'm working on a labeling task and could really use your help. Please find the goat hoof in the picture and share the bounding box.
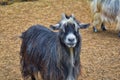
[101,26,107,31]
[101,23,107,31]
[93,27,98,32]
[118,32,120,37]
[102,27,107,31]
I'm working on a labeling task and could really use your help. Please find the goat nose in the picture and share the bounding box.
[68,38,75,42]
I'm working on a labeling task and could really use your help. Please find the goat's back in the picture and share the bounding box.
[20,24,59,62]
[91,0,120,22]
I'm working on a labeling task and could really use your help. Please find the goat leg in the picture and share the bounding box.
[101,23,107,31]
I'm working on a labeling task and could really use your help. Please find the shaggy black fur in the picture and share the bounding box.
[20,24,81,80]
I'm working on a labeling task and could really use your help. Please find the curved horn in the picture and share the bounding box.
[71,14,75,18]
[61,13,67,20]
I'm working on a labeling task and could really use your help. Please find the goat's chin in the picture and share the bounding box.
[66,43,76,48]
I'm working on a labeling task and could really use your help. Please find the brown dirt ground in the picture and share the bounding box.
[0,0,120,80]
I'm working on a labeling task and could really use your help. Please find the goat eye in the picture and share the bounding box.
[61,27,65,32]
[73,24,75,27]
[73,24,76,29]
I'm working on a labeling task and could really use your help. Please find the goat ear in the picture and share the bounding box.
[78,23,90,29]
[50,24,60,30]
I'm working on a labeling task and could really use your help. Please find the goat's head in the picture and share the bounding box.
[50,13,90,48]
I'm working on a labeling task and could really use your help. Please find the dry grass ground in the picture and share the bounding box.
[0,0,120,80]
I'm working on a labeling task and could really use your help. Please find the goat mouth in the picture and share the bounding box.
[66,43,76,47]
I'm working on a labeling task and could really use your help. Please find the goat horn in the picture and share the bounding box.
[61,13,67,20]
[71,14,75,18]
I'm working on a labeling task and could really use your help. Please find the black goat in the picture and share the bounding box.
[20,13,90,80]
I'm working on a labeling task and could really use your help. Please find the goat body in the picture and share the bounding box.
[20,25,81,80]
